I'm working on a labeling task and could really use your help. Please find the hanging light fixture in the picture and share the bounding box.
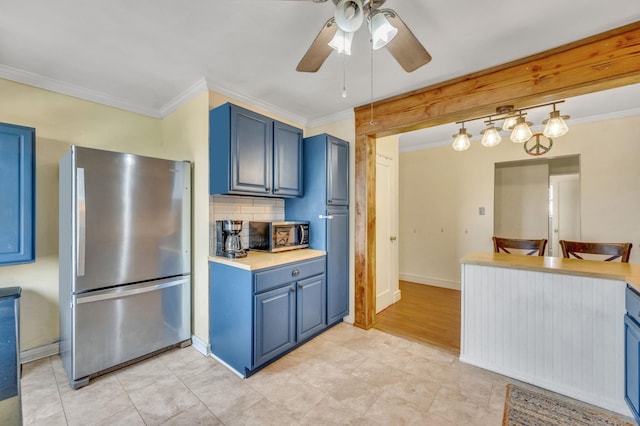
[328,29,354,55]
[450,101,570,156]
[452,124,472,151]
[480,121,502,147]
[510,115,533,143]
[542,104,570,138]
[368,11,398,50]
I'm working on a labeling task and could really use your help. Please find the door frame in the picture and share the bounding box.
[351,22,640,329]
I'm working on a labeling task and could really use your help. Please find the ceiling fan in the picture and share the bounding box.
[296,0,432,73]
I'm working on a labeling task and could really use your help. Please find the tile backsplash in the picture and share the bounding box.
[209,195,285,255]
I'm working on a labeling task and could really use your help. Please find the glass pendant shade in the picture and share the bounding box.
[543,110,569,138]
[329,29,354,55]
[510,117,533,143]
[452,128,472,151]
[502,114,518,131]
[369,12,398,50]
[335,0,364,32]
[480,124,502,147]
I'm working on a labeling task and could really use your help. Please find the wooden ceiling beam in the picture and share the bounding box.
[352,21,640,330]
[354,21,640,138]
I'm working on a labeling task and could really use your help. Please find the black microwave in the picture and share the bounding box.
[248,221,310,252]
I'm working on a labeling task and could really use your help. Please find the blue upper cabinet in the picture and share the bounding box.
[210,103,303,197]
[0,123,35,266]
[327,136,349,206]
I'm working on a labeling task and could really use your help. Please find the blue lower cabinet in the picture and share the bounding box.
[625,285,640,423]
[210,256,327,377]
[254,284,296,368]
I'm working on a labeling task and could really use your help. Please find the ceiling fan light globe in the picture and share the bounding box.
[369,12,397,50]
[328,29,354,55]
[335,0,364,32]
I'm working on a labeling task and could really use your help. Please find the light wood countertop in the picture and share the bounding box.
[461,252,640,288]
[209,249,326,271]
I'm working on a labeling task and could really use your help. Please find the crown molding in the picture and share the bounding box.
[0,64,163,118]
[205,78,310,126]
[158,77,209,117]
[307,108,354,129]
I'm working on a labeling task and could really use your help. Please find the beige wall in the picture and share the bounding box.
[399,114,640,287]
[0,78,212,352]
[0,78,356,355]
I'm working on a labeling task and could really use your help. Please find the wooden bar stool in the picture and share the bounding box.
[492,237,548,256]
[559,240,632,262]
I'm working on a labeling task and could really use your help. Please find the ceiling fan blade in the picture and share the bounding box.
[384,11,432,72]
[296,18,338,72]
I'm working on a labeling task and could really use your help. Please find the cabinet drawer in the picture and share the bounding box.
[627,285,640,325]
[254,258,325,294]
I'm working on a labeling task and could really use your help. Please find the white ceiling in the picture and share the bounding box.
[1,0,639,141]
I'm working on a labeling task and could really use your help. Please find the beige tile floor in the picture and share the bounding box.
[21,323,512,425]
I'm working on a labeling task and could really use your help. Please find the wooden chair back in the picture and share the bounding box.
[492,237,548,256]
[559,240,632,262]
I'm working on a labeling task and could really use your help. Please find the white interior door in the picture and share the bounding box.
[376,153,396,313]
[550,174,581,257]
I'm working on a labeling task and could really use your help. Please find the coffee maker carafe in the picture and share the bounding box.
[216,220,247,258]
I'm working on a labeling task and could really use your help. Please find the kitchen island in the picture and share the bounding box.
[209,249,328,377]
[460,252,640,417]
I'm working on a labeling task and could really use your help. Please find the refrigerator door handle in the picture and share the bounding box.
[75,276,189,304]
[77,168,86,277]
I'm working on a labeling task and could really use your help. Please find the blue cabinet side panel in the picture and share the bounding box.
[209,262,253,375]
[0,296,19,399]
[209,104,231,195]
[285,134,328,249]
[625,314,640,423]
[0,123,35,265]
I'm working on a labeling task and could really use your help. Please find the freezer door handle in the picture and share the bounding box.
[75,277,189,304]
[77,168,86,277]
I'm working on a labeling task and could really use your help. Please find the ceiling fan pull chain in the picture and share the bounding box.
[370,36,374,125]
[342,47,347,98]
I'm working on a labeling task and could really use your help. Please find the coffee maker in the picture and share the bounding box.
[216,220,247,258]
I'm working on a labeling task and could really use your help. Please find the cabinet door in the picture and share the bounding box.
[297,274,326,342]
[327,136,349,206]
[230,106,273,195]
[254,284,295,368]
[625,314,640,423]
[0,123,35,266]
[326,207,349,324]
[273,121,303,197]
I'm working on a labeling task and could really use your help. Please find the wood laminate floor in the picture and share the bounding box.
[374,281,461,354]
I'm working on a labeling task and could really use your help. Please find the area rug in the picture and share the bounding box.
[502,384,635,426]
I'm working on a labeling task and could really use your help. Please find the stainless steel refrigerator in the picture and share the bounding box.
[59,146,191,389]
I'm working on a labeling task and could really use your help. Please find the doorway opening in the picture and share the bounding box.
[494,155,580,255]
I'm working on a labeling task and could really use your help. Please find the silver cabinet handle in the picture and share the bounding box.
[319,215,334,220]
[77,168,86,277]
[292,269,300,277]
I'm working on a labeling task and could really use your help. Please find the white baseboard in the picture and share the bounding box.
[209,352,245,379]
[21,342,60,364]
[399,273,461,291]
[393,289,402,303]
[191,334,210,357]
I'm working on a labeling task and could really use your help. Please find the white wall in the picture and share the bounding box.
[399,115,640,288]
